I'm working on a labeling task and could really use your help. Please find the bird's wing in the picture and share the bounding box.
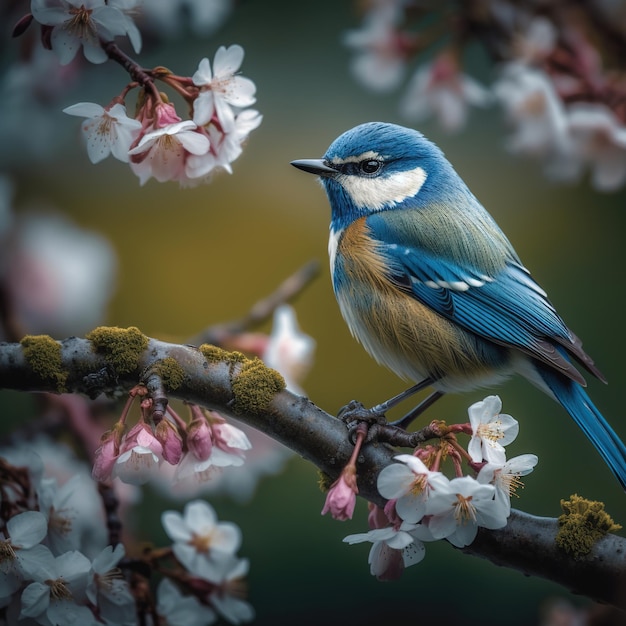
[366,216,598,385]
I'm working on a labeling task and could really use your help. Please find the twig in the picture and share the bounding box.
[188,259,320,347]
[1,332,625,609]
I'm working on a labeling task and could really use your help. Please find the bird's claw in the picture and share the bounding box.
[337,400,388,444]
[338,400,387,425]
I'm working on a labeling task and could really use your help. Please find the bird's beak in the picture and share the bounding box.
[291,159,337,178]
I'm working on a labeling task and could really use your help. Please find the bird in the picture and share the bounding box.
[291,121,626,490]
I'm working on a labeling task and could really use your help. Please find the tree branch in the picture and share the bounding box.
[1,332,625,609]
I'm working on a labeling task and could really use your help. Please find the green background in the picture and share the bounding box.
[2,2,626,624]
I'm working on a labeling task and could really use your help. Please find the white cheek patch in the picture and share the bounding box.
[338,165,428,211]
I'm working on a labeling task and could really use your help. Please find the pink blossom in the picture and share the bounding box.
[128,120,210,185]
[92,424,124,481]
[155,102,182,127]
[186,416,213,462]
[343,2,413,92]
[111,421,163,485]
[192,45,257,130]
[321,467,357,521]
[173,410,251,484]
[155,420,183,465]
[400,51,491,132]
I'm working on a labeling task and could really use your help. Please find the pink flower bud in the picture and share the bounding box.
[121,421,163,456]
[92,423,125,482]
[155,102,182,127]
[321,468,358,521]
[187,417,213,461]
[155,420,183,465]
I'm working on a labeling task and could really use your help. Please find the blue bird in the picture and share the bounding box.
[291,121,626,490]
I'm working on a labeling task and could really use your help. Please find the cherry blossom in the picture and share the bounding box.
[128,120,210,185]
[37,475,81,554]
[426,476,508,548]
[262,304,315,395]
[344,521,433,580]
[321,470,357,522]
[493,63,570,159]
[478,454,539,515]
[377,454,449,523]
[162,500,242,582]
[192,45,257,131]
[467,395,519,464]
[343,1,411,92]
[174,410,251,484]
[209,557,255,624]
[0,511,48,598]
[400,52,492,132]
[566,103,626,191]
[19,546,94,625]
[30,0,141,66]
[62,102,142,163]
[157,577,217,626]
[5,211,117,337]
[86,544,136,626]
[186,108,263,181]
[111,421,163,485]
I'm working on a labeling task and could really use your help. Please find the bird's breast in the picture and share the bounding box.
[329,217,510,390]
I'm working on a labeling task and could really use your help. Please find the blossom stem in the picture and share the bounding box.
[100,39,161,101]
[118,392,138,426]
[349,422,367,466]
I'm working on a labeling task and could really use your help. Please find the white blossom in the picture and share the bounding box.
[566,103,626,191]
[30,0,141,65]
[19,546,95,625]
[37,475,82,554]
[0,511,48,597]
[209,557,254,624]
[401,53,491,131]
[63,102,142,163]
[494,63,571,160]
[156,578,217,626]
[162,500,242,582]
[344,522,433,578]
[377,454,449,523]
[262,304,315,395]
[192,45,257,131]
[4,212,117,337]
[426,476,509,548]
[87,544,136,626]
[343,1,408,92]
[478,453,539,515]
[467,395,519,464]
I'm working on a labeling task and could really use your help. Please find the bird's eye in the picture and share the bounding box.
[359,159,382,175]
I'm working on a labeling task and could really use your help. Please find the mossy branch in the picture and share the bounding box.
[1,330,625,609]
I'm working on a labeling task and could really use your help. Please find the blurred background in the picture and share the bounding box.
[1,1,626,624]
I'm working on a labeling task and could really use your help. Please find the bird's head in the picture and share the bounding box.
[291,122,467,231]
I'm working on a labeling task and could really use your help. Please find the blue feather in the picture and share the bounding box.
[292,121,626,489]
[538,361,626,489]
[366,213,587,381]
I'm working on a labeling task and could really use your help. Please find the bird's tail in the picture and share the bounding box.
[538,367,626,491]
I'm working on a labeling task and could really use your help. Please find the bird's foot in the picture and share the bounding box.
[338,400,387,424]
[337,400,388,443]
